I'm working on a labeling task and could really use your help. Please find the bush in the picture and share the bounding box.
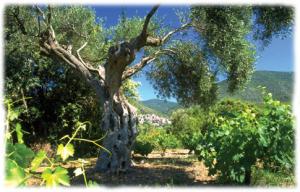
[156,128,181,154]
[196,90,294,184]
[196,99,259,184]
[133,123,180,156]
[257,90,294,171]
[133,123,157,156]
[170,106,205,152]
[133,141,154,157]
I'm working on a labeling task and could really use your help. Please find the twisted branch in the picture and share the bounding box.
[122,49,175,80]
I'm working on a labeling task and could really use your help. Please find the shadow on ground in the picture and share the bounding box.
[71,151,216,186]
[72,165,215,186]
[133,156,194,166]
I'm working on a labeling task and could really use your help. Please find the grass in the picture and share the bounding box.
[251,167,295,187]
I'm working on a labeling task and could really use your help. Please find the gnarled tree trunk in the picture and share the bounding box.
[95,93,138,172]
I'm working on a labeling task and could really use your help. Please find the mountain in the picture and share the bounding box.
[141,99,179,116]
[130,99,166,116]
[218,71,294,103]
[133,71,293,116]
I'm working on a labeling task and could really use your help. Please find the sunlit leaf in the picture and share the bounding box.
[8,109,20,121]
[5,132,12,140]
[57,143,74,161]
[30,150,47,171]
[41,166,70,187]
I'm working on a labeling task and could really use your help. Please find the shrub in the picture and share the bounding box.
[133,123,157,156]
[133,123,180,156]
[196,99,259,184]
[133,141,154,157]
[196,90,294,184]
[257,90,294,171]
[170,106,205,152]
[156,128,180,154]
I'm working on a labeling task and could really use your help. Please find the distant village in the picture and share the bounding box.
[138,114,171,126]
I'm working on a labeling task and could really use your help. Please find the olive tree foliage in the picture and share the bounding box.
[148,41,218,107]
[253,6,294,46]
[147,6,293,107]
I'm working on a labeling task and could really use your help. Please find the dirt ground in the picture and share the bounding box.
[72,149,217,186]
[27,149,217,186]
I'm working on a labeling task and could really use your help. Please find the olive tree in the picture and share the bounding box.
[5,5,293,173]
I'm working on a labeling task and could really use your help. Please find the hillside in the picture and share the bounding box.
[130,99,165,116]
[133,71,293,116]
[218,71,294,103]
[141,99,179,116]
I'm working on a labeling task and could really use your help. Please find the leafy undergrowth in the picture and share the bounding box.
[26,149,295,187]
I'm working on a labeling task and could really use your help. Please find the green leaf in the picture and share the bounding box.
[5,132,12,140]
[8,143,34,168]
[30,150,47,171]
[41,166,70,187]
[5,159,26,187]
[57,143,74,161]
[15,123,24,144]
[8,109,20,121]
[6,142,14,154]
[259,135,268,147]
[239,173,245,183]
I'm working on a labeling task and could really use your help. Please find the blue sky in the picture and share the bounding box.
[92,6,294,101]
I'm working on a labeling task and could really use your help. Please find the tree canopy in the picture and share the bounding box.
[147,6,293,107]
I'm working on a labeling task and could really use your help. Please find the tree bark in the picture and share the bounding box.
[95,93,138,173]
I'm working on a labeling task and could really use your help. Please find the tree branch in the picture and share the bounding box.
[35,5,45,21]
[122,56,156,81]
[161,23,191,44]
[122,49,174,80]
[145,22,191,46]
[47,5,52,25]
[76,42,105,80]
[130,5,159,51]
[141,5,159,37]
[36,5,107,101]
[76,42,88,64]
